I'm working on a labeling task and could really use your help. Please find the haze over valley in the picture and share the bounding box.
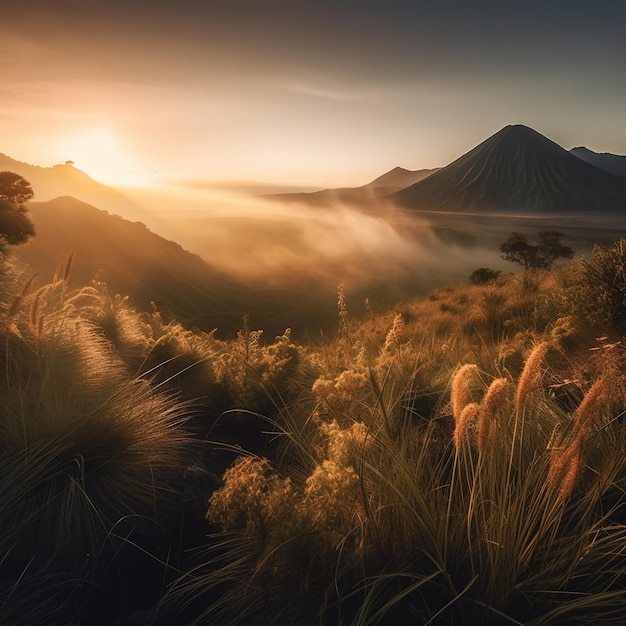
[4,124,626,337]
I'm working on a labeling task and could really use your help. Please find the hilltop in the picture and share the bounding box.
[394,125,626,213]
[0,153,148,221]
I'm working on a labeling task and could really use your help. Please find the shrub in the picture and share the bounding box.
[469,267,501,284]
[570,238,626,332]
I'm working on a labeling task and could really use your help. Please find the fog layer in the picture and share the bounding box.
[122,183,510,299]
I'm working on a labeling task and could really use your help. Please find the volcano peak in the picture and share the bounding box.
[394,125,626,213]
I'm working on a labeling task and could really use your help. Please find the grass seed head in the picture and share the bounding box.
[451,363,479,423]
[478,377,509,454]
[515,342,549,411]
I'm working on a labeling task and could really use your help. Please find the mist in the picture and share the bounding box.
[120,182,510,301]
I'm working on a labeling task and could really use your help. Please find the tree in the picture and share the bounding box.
[500,231,573,271]
[535,231,574,270]
[0,171,34,204]
[500,233,536,270]
[0,172,35,254]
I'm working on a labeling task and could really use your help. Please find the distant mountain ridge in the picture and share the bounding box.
[265,166,437,207]
[364,166,438,189]
[570,146,626,179]
[394,125,626,213]
[0,153,147,221]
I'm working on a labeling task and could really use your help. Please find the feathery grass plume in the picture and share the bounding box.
[353,340,369,372]
[547,441,582,503]
[237,313,255,362]
[515,342,549,411]
[337,282,349,339]
[478,377,509,455]
[450,363,479,423]
[558,445,582,502]
[5,272,37,321]
[52,252,74,284]
[546,379,608,503]
[453,401,480,452]
[574,378,608,441]
[381,312,404,354]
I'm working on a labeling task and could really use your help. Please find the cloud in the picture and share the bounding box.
[277,82,368,102]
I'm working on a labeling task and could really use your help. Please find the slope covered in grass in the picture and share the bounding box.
[163,248,626,625]
[5,240,626,624]
[15,196,325,336]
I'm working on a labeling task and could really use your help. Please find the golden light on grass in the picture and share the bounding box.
[478,377,509,455]
[454,401,480,451]
[546,378,609,503]
[515,342,549,411]
[547,441,582,503]
[451,363,478,423]
[574,378,608,440]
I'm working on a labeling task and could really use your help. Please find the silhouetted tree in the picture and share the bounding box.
[0,172,34,204]
[500,231,573,271]
[535,231,574,270]
[0,172,35,255]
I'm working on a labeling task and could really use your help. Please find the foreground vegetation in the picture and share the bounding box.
[4,239,626,624]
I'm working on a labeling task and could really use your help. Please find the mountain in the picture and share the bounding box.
[570,147,626,178]
[0,154,148,222]
[264,167,436,207]
[364,166,438,189]
[394,125,626,213]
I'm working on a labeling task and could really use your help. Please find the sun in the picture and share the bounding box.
[51,126,151,187]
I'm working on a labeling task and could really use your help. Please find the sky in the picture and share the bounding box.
[1,1,625,188]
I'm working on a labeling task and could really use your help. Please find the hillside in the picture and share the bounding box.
[570,146,626,178]
[394,125,626,213]
[14,196,306,335]
[0,153,148,221]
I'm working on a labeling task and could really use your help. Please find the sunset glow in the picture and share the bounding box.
[49,126,151,187]
[1,2,625,189]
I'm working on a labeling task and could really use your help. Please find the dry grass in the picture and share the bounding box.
[6,242,626,624]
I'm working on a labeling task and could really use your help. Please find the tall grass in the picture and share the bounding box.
[0,265,194,624]
[164,263,626,625]
[6,242,626,623]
